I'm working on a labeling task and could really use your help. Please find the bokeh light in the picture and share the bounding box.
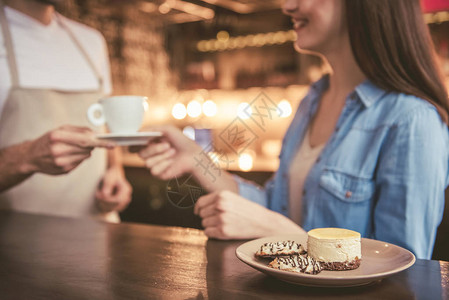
[203,100,217,117]
[278,100,292,118]
[187,100,202,118]
[182,126,195,140]
[172,103,187,120]
[237,102,252,120]
[238,153,253,172]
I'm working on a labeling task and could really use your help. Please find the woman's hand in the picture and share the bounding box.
[95,165,132,213]
[24,125,115,175]
[136,125,238,194]
[194,190,306,240]
[137,125,203,180]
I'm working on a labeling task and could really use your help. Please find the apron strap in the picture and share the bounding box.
[56,14,104,91]
[0,0,20,88]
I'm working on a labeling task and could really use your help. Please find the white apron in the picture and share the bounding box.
[0,2,118,222]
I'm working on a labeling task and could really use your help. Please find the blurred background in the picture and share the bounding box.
[58,0,449,253]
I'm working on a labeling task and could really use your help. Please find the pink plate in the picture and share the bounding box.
[236,234,415,287]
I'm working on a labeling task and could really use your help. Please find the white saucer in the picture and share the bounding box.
[96,132,163,146]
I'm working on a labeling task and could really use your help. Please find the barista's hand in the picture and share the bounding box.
[95,165,132,213]
[137,125,203,180]
[24,125,115,175]
[194,191,306,240]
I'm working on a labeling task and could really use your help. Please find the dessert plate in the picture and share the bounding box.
[96,131,163,146]
[235,234,415,287]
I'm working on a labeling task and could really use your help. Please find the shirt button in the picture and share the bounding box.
[345,191,352,198]
[282,205,287,211]
[302,190,307,196]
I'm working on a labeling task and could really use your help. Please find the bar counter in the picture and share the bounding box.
[0,212,447,299]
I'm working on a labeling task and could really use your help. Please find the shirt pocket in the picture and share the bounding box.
[319,169,375,203]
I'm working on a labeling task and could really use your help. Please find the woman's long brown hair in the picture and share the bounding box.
[345,0,449,125]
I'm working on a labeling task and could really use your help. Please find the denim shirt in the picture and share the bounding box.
[236,75,449,259]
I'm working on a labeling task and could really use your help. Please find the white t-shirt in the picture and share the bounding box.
[0,6,112,116]
[289,128,325,225]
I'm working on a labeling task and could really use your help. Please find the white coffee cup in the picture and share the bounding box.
[87,95,147,134]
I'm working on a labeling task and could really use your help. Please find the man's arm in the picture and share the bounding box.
[0,125,114,193]
[0,141,35,192]
[95,147,132,212]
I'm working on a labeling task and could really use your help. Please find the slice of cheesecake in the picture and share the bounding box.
[307,228,361,271]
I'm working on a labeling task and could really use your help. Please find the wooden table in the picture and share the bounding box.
[0,212,447,300]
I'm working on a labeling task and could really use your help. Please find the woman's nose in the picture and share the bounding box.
[282,0,298,15]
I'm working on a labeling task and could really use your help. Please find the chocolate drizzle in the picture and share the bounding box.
[268,254,322,275]
[255,241,306,258]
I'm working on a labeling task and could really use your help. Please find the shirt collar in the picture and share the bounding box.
[310,74,330,94]
[311,75,386,108]
[354,80,387,108]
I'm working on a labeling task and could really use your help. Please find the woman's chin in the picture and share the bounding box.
[293,43,321,56]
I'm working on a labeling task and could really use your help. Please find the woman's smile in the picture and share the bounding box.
[292,18,309,31]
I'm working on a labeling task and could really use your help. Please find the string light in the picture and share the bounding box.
[216,31,230,42]
[196,30,297,52]
[424,11,449,24]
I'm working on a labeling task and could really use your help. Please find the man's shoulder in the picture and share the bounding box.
[57,13,105,43]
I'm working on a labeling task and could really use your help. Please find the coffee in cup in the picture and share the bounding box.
[87,95,147,134]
